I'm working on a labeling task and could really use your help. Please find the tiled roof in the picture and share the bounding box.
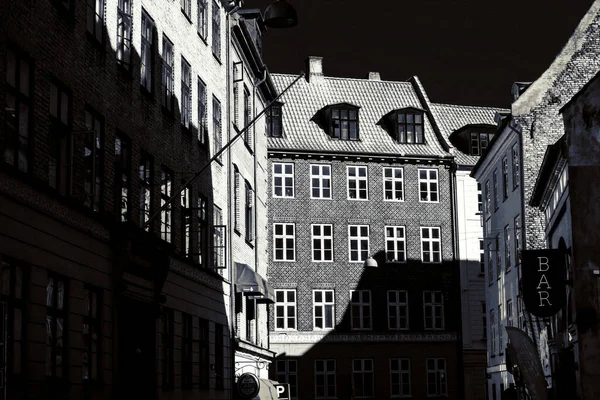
[268,74,450,158]
[429,103,508,166]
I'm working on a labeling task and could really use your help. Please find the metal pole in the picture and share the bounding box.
[142,72,305,230]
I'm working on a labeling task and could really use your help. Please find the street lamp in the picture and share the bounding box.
[263,0,298,28]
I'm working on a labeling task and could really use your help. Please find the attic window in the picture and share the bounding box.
[266,102,283,138]
[330,106,358,141]
[470,132,493,156]
[395,110,424,144]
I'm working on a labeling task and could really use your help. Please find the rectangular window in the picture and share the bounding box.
[115,133,131,222]
[383,167,404,201]
[390,358,411,397]
[350,290,371,330]
[245,182,254,242]
[514,215,521,265]
[197,79,208,143]
[352,359,374,398]
[385,226,406,263]
[139,153,153,231]
[82,285,102,383]
[504,225,511,271]
[162,308,174,389]
[347,166,368,200]
[498,304,503,354]
[267,103,283,137]
[421,227,441,263]
[211,0,221,59]
[215,324,225,389]
[480,239,485,274]
[396,111,423,144]
[160,167,173,243]
[181,58,192,128]
[312,224,333,262]
[212,205,225,270]
[477,182,482,212]
[348,225,369,263]
[140,11,154,92]
[195,194,208,266]
[487,241,493,286]
[315,360,336,399]
[482,302,487,339]
[48,80,72,195]
[181,186,192,257]
[313,290,335,330]
[46,274,68,379]
[276,359,298,399]
[3,47,32,172]
[502,157,509,200]
[274,223,295,261]
[495,235,501,278]
[199,318,209,388]
[272,162,294,198]
[233,168,240,231]
[197,0,208,39]
[244,87,252,143]
[212,96,222,160]
[83,109,104,212]
[116,0,132,69]
[0,259,27,380]
[181,313,192,388]
[512,143,520,190]
[331,107,358,140]
[423,291,444,330]
[161,36,174,112]
[86,0,105,42]
[484,180,491,219]
[418,169,438,202]
[426,358,447,396]
[233,85,239,126]
[311,164,332,199]
[470,132,491,156]
[507,299,514,327]
[490,309,496,355]
[493,169,498,211]
[388,290,409,330]
[275,289,296,330]
[181,0,191,19]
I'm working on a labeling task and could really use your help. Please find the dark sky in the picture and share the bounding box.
[245,0,594,108]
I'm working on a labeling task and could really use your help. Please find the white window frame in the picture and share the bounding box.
[420,227,441,263]
[273,223,295,262]
[347,165,368,200]
[275,289,296,331]
[273,162,295,198]
[352,359,374,398]
[311,164,332,199]
[313,290,335,330]
[350,290,372,330]
[423,291,444,330]
[385,226,406,263]
[315,360,336,399]
[426,358,447,397]
[418,168,439,203]
[383,167,404,202]
[390,358,411,398]
[387,290,409,330]
[348,225,370,263]
[312,224,333,262]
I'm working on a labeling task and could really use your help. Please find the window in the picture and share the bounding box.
[479,240,485,274]
[197,79,208,143]
[276,359,298,399]
[115,134,131,222]
[197,0,208,39]
[140,11,154,92]
[54,0,74,15]
[3,47,32,172]
[477,183,482,212]
[487,241,493,286]
[493,169,498,211]
[233,85,239,126]
[86,0,105,42]
[181,58,192,128]
[48,81,72,195]
[211,0,221,59]
[215,324,224,389]
[348,225,369,263]
[390,358,411,397]
[421,227,441,263]
[507,299,514,327]
[311,164,332,199]
[383,167,404,201]
[46,274,67,379]
[315,360,336,399]
[161,36,174,112]
[512,143,520,190]
[514,215,521,265]
[139,153,153,231]
[199,318,209,388]
[502,157,509,200]
[275,289,296,330]
[233,167,241,231]
[181,0,191,19]
[330,106,358,140]
[504,225,511,271]
[426,359,447,396]
[82,285,102,383]
[495,235,501,279]
[181,186,192,257]
[267,103,283,137]
[418,169,438,202]
[498,304,504,354]
[272,162,294,198]
[388,290,409,330]
[116,0,132,69]
[350,290,371,330]
[396,110,424,144]
[482,302,487,339]
[160,167,173,243]
[385,226,406,263]
[181,313,192,388]
[313,290,335,330]
[244,87,252,143]
[162,308,174,389]
[195,194,208,266]
[245,181,254,242]
[484,180,491,219]
[470,132,492,156]
[423,291,444,330]
[212,96,222,160]
[212,205,225,270]
[274,223,295,261]
[347,166,368,200]
[312,224,333,262]
[83,109,104,212]
[490,309,496,355]
[245,297,256,343]
[0,259,27,381]
[352,359,374,398]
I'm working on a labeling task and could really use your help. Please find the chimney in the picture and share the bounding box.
[367,72,381,81]
[511,82,532,102]
[305,56,324,83]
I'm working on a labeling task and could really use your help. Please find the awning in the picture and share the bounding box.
[505,326,548,400]
[253,379,279,400]
[250,277,276,304]
[235,263,264,296]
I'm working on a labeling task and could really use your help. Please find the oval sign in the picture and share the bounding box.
[237,372,260,399]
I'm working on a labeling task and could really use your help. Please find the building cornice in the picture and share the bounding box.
[270,331,458,344]
[267,149,453,166]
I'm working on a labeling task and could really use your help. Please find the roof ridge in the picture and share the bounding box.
[431,102,507,110]
[271,72,413,85]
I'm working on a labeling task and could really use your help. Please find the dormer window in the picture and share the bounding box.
[395,109,424,144]
[266,102,283,138]
[330,106,358,141]
[470,132,493,156]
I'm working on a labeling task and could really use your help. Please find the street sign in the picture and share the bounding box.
[274,383,290,400]
[521,249,566,317]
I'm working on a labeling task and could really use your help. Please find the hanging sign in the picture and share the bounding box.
[521,249,566,317]
[237,372,260,399]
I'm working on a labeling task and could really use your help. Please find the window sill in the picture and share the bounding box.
[347,198,369,201]
[212,52,222,64]
[197,32,208,45]
[505,269,511,275]
[116,62,133,79]
[310,197,334,200]
[181,9,193,24]
[244,140,254,154]
[245,239,254,249]
[140,85,155,101]
[85,31,106,51]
